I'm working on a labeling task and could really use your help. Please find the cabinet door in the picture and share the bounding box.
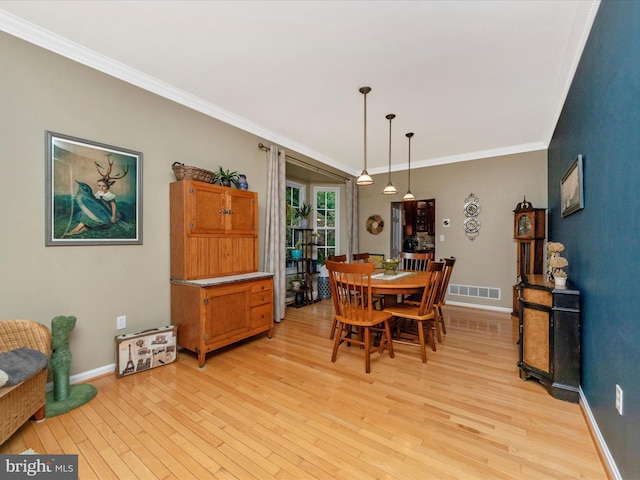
[217,237,258,275]
[521,303,551,377]
[190,184,226,235]
[204,283,251,345]
[227,190,257,235]
[426,200,435,235]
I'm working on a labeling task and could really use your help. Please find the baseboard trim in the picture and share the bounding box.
[46,363,115,392]
[447,300,512,313]
[580,386,622,480]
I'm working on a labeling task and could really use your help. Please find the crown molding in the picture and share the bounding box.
[0,9,347,171]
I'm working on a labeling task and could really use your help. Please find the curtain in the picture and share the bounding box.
[264,145,287,322]
[345,178,359,259]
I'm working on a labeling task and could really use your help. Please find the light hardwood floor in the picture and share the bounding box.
[1,302,606,479]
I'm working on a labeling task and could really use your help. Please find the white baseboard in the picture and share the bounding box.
[580,386,622,480]
[46,363,115,392]
[447,300,512,313]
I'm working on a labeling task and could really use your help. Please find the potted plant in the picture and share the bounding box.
[295,203,313,228]
[289,273,304,291]
[291,240,303,260]
[216,167,239,187]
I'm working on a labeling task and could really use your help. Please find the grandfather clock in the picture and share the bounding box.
[512,198,546,316]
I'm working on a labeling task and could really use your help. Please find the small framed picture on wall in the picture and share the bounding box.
[561,154,584,218]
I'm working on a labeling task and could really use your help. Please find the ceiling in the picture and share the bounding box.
[0,1,600,179]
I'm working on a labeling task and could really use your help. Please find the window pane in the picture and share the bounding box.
[327,230,335,247]
[326,211,335,228]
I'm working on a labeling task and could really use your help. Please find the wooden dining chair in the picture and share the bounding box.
[325,260,394,373]
[352,252,384,310]
[400,251,433,272]
[351,252,370,263]
[433,257,456,341]
[399,252,433,304]
[383,261,444,363]
[328,254,347,263]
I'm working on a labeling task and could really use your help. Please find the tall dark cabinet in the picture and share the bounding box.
[518,274,580,403]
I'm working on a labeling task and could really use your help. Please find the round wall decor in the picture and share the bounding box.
[366,214,384,235]
[463,193,481,241]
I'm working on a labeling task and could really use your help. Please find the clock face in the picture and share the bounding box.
[518,215,532,236]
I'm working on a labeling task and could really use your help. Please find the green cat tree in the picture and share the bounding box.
[45,315,97,417]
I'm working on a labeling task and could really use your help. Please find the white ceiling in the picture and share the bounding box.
[0,1,599,178]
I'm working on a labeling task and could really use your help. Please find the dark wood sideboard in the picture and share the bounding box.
[517,274,581,402]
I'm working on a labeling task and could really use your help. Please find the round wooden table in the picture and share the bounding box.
[369,270,429,295]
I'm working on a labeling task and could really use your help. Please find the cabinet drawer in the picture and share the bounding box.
[252,302,273,329]
[251,279,272,294]
[252,289,273,306]
[522,288,552,307]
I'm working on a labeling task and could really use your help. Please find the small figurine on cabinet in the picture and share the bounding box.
[547,242,569,285]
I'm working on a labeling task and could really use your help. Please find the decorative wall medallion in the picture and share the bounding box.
[463,193,480,241]
[366,214,384,235]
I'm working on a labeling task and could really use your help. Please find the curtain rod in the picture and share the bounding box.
[258,143,350,182]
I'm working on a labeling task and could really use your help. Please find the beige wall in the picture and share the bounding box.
[358,151,548,310]
[1,31,548,378]
[0,32,272,375]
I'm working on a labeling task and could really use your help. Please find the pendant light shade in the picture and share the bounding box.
[382,113,398,195]
[356,86,374,186]
[402,132,416,201]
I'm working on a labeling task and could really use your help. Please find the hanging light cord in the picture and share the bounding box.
[407,133,412,191]
[363,89,368,171]
[387,114,393,182]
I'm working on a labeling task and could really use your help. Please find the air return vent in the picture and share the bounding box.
[449,284,500,300]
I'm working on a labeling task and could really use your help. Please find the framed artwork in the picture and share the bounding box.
[45,131,143,245]
[369,254,385,268]
[561,154,584,218]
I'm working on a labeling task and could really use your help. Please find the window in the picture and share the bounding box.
[314,186,339,264]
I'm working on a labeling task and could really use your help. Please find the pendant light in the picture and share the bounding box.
[402,132,416,201]
[356,86,374,186]
[382,114,398,195]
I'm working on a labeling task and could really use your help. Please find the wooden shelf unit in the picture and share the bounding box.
[290,228,319,307]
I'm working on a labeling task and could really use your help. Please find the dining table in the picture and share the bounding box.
[369,269,430,306]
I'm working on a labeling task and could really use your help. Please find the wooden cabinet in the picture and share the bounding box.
[415,199,435,234]
[518,274,580,402]
[171,275,274,367]
[170,179,273,367]
[403,199,435,235]
[170,180,258,280]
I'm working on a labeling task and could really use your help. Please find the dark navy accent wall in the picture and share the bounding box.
[548,1,640,477]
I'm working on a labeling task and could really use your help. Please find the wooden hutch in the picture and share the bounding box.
[170,179,274,367]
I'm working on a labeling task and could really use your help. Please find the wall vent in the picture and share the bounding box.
[449,284,501,300]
